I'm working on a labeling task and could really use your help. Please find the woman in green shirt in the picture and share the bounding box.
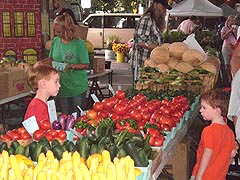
[49,12,89,115]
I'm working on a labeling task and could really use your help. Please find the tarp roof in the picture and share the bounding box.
[220,3,238,17]
[168,0,223,17]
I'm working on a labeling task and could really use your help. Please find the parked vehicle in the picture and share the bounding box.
[83,13,141,49]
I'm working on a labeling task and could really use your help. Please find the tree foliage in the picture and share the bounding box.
[90,0,146,13]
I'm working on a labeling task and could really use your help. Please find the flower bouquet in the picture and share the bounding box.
[106,35,121,50]
[112,43,130,53]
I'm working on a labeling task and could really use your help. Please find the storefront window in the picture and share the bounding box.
[27,12,36,37]
[4,50,17,61]
[23,49,38,65]
[2,12,11,37]
[14,12,24,37]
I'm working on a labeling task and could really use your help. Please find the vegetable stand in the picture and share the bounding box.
[151,101,200,179]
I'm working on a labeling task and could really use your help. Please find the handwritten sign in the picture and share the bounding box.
[22,116,39,137]
[47,99,57,124]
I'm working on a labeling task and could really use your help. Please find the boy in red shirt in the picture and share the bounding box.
[190,89,237,180]
[24,63,60,127]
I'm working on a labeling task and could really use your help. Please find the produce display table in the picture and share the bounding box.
[151,103,200,180]
[0,91,33,131]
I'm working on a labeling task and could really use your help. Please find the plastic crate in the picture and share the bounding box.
[136,160,152,180]
[52,61,67,71]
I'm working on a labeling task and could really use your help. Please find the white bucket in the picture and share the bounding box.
[105,49,115,60]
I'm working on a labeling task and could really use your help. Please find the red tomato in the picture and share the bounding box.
[33,129,45,141]
[160,124,171,131]
[57,130,67,140]
[118,98,129,104]
[93,102,104,112]
[130,109,142,121]
[149,135,165,146]
[98,110,109,119]
[102,98,115,109]
[115,90,126,99]
[47,129,58,138]
[146,128,160,137]
[86,109,98,120]
[44,132,53,141]
[141,111,151,122]
[159,105,172,115]
[109,112,121,122]
[137,104,149,113]
[113,103,128,115]
[0,134,12,141]
[39,120,51,130]
[6,130,20,140]
[147,102,158,114]
[137,121,145,130]
[20,132,31,140]
[17,127,28,135]
[159,115,175,128]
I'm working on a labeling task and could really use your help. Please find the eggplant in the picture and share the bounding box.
[52,120,62,130]
[65,115,75,131]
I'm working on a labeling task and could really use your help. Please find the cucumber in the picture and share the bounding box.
[107,143,117,161]
[51,139,61,148]
[90,144,98,155]
[97,143,106,154]
[8,147,15,155]
[29,141,37,156]
[117,146,127,158]
[78,137,89,160]
[67,141,76,153]
[52,144,64,160]
[23,145,30,157]
[123,141,148,167]
[10,140,20,150]
[0,142,8,153]
[31,143,42,162]
[15,145,25,155]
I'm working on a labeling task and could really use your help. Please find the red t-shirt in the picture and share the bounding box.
[24,98,50,126]
[192,123,235,180]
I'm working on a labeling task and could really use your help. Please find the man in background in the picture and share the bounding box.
[177,16,198,35]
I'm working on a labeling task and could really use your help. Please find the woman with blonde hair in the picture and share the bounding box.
[221,15,237,84]
[46,13,89,115]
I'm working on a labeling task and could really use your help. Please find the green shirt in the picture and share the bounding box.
[49,37,89,98]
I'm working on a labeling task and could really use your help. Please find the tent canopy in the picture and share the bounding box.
[168,0,223,17]
[220,3,238,17]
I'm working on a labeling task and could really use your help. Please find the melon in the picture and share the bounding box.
[166,57,179,69]
[182,49,205,66]
[156,64,170,72]
[150,46,169,64]
[199,62,218,74]
[202,56,220,71]
[147,59,158,68]
[174,62,194,74]
[168,42,188,59]
[160,43,170,50]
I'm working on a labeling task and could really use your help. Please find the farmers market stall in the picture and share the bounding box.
[0,86,203,180]
[167,0,223,17]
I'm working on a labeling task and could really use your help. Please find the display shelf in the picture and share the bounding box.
[151,103,200,180]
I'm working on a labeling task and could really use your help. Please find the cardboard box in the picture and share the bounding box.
[163,137,191,180]
[93,58,105,73]
[0,72,9,99]
[0,67,31,100]
[75,24,88,40]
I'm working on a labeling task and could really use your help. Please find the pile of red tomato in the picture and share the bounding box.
[76,90,190,146]
[1,119,67,142]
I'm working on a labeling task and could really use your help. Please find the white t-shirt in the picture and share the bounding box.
[237,26,240,40]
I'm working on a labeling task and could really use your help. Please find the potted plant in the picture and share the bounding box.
[105,35,121,60]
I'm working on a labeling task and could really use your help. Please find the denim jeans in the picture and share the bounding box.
[56,91,87,116]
